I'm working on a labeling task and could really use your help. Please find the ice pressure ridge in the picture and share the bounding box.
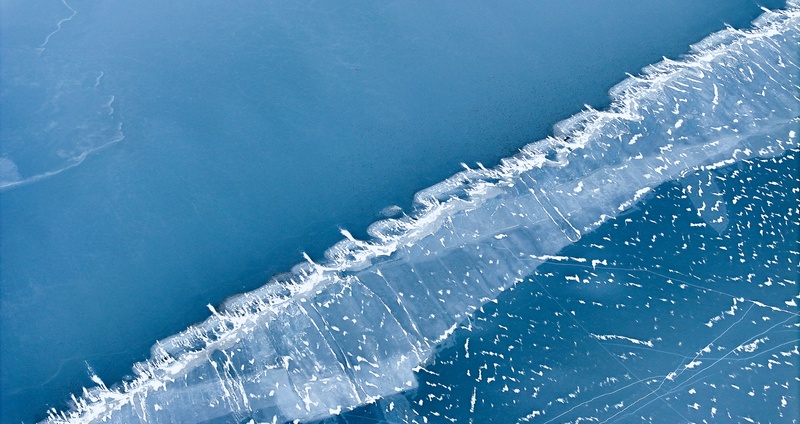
[45,5,799,423]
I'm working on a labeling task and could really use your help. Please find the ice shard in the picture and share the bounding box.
[44,4,798,423]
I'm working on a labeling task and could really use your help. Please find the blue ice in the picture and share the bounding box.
[42,4,798,423]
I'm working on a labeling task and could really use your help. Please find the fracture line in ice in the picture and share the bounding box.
[38,0,77,52]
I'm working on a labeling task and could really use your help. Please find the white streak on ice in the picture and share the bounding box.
[38,0,77,52]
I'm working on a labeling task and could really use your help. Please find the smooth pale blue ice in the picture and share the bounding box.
[0,0,797,423]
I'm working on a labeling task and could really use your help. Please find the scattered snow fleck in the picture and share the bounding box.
[685,361,702,369]
[591,334,654,347]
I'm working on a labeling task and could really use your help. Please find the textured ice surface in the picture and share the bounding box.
[44,4,798,423]
[327,151,798,423]
[0,3,125,190]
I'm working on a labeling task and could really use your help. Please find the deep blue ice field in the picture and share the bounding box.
[0,1,796,423]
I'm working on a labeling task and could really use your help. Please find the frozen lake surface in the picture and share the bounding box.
[0,0,797,422]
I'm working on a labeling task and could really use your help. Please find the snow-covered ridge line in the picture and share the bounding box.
[45,4,798,423]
